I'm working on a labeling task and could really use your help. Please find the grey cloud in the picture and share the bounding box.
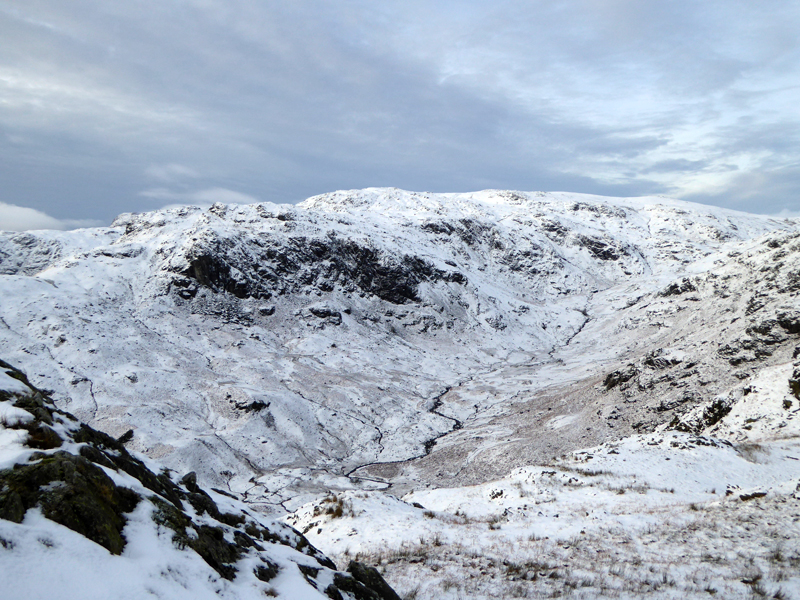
[140,187,260,206]
[686,165,800,215]
[144,164,200,183]
[642,159,715,175]
[0,201,102,231]
[1,1,799,223]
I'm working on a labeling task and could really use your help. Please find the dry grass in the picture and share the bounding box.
[735,442,768,463]
[312,493,354,519]
[347,491,800,600]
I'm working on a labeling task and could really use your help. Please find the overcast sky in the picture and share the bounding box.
[1,1,799,229]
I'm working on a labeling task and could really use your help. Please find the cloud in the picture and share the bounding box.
[683,163,800,215]
[189,188,261,205]
[140,187,260,208]
[144,164,199,183]
[1,1,799,220]
[641,159,716,175]
[0,201,102,231]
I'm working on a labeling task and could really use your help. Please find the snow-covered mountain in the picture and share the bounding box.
[0,189,794,504]
[2,188,800,598]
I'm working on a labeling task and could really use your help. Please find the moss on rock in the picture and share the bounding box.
[74,425,184,508]
[0,452,140,554]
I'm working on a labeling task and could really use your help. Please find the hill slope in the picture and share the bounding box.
[1,189,795,507]
[2,188,800,599]
[0,358,400,600]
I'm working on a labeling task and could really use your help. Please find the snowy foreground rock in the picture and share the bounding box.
[2,188,800,598]
[0,359,400,599]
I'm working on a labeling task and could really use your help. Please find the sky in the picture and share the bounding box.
[1,0,799,230]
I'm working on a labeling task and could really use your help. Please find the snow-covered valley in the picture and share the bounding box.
[2,188,800,598]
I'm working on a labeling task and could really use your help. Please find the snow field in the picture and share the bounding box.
[286,433,800,599]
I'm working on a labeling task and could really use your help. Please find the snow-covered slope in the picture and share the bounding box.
[287,432,800,599]
[2,188,800,600]
[0,189,796,508]
[368,228,800,494]
[0,359,401,600]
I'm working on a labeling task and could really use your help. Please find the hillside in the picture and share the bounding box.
[1,188,800,598]
[0,359,401,599]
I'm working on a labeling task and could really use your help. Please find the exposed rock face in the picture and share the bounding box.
[575,233,628,261]
[778,311,800,334]
[790,363,800,399]
[177,230,467,305]
[305,302,344,325]
[340,561,403,600]
[660,277,697,297]
[603,364,639,390]
[671,395,736,434]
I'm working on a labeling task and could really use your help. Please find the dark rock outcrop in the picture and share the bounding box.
[179,235,466,305]
[777,311,800,335]
[327,562,402,600]
[671,396,734,434]
[346,561,403,600]
[604,364,639,390]
[790,364,800,399]
[660,278,697,297]
[576,234,627,261]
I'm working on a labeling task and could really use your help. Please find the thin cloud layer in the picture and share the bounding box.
[140,187,260,207]
[0,202,101,232]
[1,1,798,226]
